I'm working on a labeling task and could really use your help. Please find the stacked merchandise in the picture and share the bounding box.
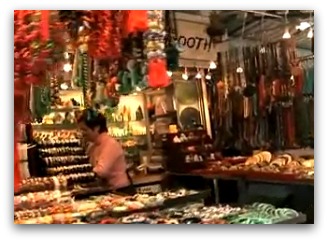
[14,189,207,224]
[192,151,314,182]
[14,188,305,224]
[162,130,216,173]
[32,130,96,187]
[111,203,303,224]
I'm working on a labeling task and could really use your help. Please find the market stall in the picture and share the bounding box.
[14,10,314,224]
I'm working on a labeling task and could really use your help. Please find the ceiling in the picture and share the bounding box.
[174,10,314,50]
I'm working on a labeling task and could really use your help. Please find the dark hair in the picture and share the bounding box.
[77,108,108,133]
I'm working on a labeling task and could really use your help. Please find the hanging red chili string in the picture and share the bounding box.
[14,10,65,188]
[88,10,114,59]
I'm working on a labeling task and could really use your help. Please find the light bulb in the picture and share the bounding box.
[296,22,311,31]
[282,29,291,39]
[307,28,313,38]
[182,73,189,80]
[63,63,72,72]
[135,86,141,92]
[60,83,69,90]
[195,72,202,79]
[167,70,173,77]
[236,67,243,73]
[64,52,69,60]
[260,47,266,53]
[209,61,217,69]
[205,74,211,80]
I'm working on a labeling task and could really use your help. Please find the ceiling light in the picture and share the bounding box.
[236,67,243,73]
[182,73,188,80]
[60,83,69,90]
[296,22,311,31]
[167,70,173,77]
[205,74,211,80]
[182,67,189,80]
[307,28,313,38]
[64,52,69,60]
[195,72,202,79]
[209,61,217,69]
[282,28,291,39]
[63,63,72,72]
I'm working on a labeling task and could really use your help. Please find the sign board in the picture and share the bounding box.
[174,18,228,67]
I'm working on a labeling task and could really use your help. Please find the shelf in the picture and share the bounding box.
[50,107,82,112]
[150,111,177,120]
[32,123,78,130]
[107,120,146,126]
[83,189,211,221]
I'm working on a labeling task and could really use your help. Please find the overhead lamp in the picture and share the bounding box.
[205,73,211,80]
[195,68,202,79]
[78,26,84,32]
[167,70,173,77]
[296,22,311,31]
[60,83,69,90]
[307,28,313,38]
[282,11,291,39]
[64,52,69,60]
[209,61,217,69]
[236,67,243,73]
[182,67,189,80]
[63,63,72,72]
[260,47,266,53]
[182,73,189,80]
[282,28,291,39]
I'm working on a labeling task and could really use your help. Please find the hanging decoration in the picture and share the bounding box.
[14,10,65,191]
[85,10,125,60]
[124,10,148,36]
[145,10,170,88]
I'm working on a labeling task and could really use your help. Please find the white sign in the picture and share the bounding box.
[174,19,226,67]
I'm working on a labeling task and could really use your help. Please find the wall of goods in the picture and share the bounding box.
[14,10,314,224]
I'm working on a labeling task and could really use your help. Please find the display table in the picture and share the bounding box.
[167,171,314,223]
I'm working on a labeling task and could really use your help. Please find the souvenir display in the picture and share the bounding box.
[14,10,314,225]
[193,151,314,181]
[17,176,68,194]
[30,129,96,187]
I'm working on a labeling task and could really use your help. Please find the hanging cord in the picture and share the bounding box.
[241,12,248,40]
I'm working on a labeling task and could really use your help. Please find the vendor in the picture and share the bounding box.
[77,108,134,194]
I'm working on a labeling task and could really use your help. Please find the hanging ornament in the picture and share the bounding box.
[125,10,148,35]
[145,10,170,88]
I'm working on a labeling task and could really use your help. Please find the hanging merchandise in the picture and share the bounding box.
[125,10,148,35]
[80,52,89,107]
[14,10,66,190]
[145,10,170,88]
[86,11,124,60]
[164,11,180,72]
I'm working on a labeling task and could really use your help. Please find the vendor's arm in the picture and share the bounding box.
[93,140,123,178]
